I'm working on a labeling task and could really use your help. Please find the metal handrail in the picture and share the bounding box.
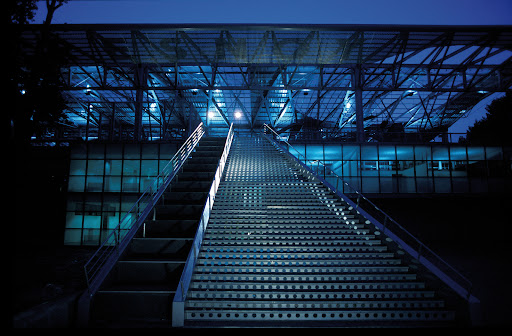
[263,123,477,303]
[272,129,468,144]
[172,123,235,327]
[82,122,206,296]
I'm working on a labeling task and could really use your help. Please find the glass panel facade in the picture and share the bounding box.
[64,142,178,245]
[65,140,511,246]
[288,143,511,196]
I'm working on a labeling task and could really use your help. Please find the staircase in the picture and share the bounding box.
[182,134,471,327]
[89,136,226,327]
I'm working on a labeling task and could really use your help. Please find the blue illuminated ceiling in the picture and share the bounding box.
[20,24,512,141]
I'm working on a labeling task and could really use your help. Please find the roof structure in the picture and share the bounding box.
[20,24,512,142]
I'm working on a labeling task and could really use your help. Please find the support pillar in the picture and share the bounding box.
[353,65,365,143]
[134,64,148,142]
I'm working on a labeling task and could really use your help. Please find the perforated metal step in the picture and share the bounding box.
[184,135,458,327]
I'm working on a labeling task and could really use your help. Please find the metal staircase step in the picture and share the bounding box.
[182,134,459,327]
[89,133,226,326]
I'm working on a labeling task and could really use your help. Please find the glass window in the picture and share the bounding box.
[104,176,122,192]
[70,145,87,159]
[68,176,85,192]
[467,147,485,160]
[378,145,396,161]
[361,145,378,160]
[140,177,155,191]
[397,177,416,193]
[414,146,431,161]
[432,146,449,160]
[102,212,120,230]
[124,144,140,159]
[416,177,433,193]
[83,215,101,229]
[88,143,104,159]
[106,144,123,159]
[449,146,467,161]
[82,229,100,246]
[69,160,86,175]
[304,144,323,161]
[342,145,360,160]
[323,144,342,161]
[343,177,361,192]
[122,177,139,192]
[485,147,503,160]
[121,195,139,212]
[105,159,122,176]
[397,161,415,176]
[142,144,159,159]
[141,160,159,177]
[396,146,414,160]
[362,177,379,193]
[434,178,451,193]
[63,229,82,245]
[379,177,396,193]
[87,160,104,175]
[102,195,120,212]
[65,212,83,229]
[86,176,103,192]
[160,143,177,159]
[341,161,359,177]
[159,159,172,174]
[123,160,140,176]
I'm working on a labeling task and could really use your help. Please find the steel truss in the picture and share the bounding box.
[20,24,512,142]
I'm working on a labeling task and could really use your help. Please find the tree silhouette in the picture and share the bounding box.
[9,0,70,149]
[464,91,512,145]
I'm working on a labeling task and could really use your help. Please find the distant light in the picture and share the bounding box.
[234,111,242,119]
[208,111,215,118]
[21,89,26,95]
[478,90,488,94]
[346,102,352,109]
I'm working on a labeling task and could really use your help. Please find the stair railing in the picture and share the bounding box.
[172,123,235,327]
[262,124,478,305]
[77,122,206,325]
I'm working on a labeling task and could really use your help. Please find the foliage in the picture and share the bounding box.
[8,0,38,25]
[465,91,512,145]
[9,0,70,148]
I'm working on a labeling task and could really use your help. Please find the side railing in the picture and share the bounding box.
[172,123,235,327]
[263,124,479,306]
[77,122,206,325]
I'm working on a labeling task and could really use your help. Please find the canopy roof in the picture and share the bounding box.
[20,24,512,141]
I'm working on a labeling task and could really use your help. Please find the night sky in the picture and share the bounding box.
[32,0,512,134]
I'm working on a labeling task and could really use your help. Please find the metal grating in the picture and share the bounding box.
[183,134,459,327]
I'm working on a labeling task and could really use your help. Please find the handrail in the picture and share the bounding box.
[172,123,235,327]
[82,122,206,297]
[273,129,468,144]
[262,123,477,304]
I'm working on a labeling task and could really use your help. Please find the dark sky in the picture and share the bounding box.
[34,0,512,25]
[33,0,511,134]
